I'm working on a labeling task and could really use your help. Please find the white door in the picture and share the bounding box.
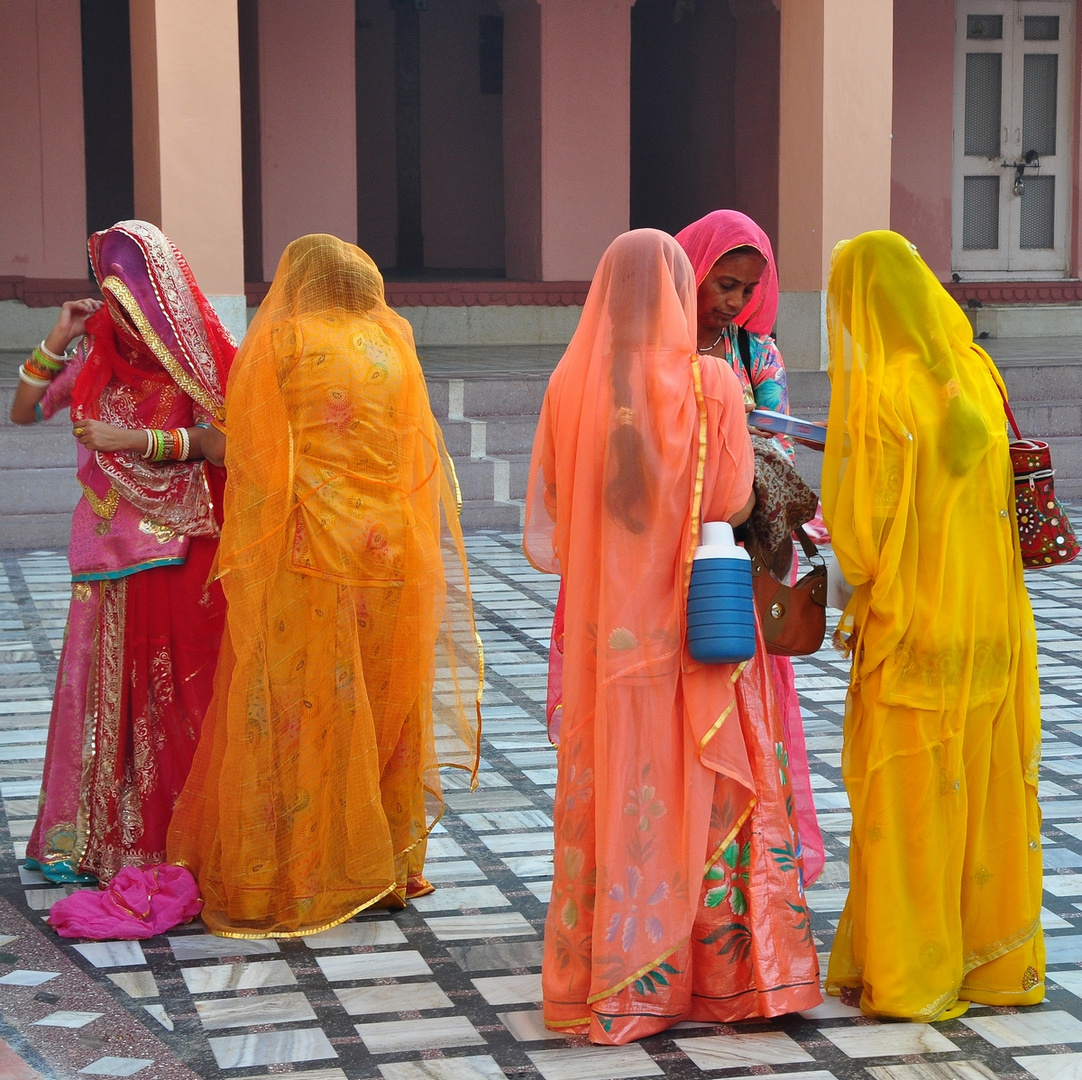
[952,0,1074,275]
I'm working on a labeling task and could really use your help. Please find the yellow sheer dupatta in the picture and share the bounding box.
[169,235,481,937]
[821,231,1042,1018]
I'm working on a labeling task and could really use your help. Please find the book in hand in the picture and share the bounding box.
[748,409,827,448]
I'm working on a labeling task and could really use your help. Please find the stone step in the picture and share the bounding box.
[788,361,1082,410]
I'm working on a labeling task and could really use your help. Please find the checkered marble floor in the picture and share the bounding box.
[0,530,1080,1080]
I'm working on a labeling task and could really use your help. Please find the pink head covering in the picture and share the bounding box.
[675,209,779,336]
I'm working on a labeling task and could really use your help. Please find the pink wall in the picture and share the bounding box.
[0,0,87,279]
[259,0,358,280]
[890,0,954,279]
[539,0,635,281]
[421,0,505,270]
[355,1,397,268]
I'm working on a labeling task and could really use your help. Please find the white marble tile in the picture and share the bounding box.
[497,1010,568,1043]
[458,810,553,832]
[962,1010,1082,1048]
[316,950,432,981]
[79,1059,154,1077]
[237,1072,346,1080]
[72,940,146,968]
[526,879,553,903]
[142,1004,173,1031]
[182,958,297,994]
[411,885,511,912]
[379,1056,508,1080]
[104,970,159,999]
[799,996,862,1019]
[196,991,316,1030]
[208,1028,338,1069]
[446,940,545,972]
[335,982,453,1015]
[425,912,536,941]
[34,1010,103,1028]
[501,855,554,878]
[0,969,59,986]
[1045,908,1073,930]
[1045,876,1082,897]
[480,832,555,853]
[675,1032,815,1070]
[355,1015,486,1053]
[425,836,467,859]
[24,887,70,911]
[1050,970,1082,997]
[168,934,280,961]
[422,860,488,883]
[527,1044,663,1080]
[472,973,543,1005]
[865,1064,998,1080]
[820,1023,958,1057]
[1015,1053,1082,1080]
[302,920,407,949]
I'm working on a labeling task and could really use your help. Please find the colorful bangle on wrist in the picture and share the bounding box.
[142,428,188,462]
[38,339,66,363]
[18,362,52,388]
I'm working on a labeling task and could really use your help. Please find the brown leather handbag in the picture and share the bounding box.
[748,525,827,657]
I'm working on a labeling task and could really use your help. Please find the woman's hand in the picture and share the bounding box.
[72,419,145,455]
[46,298,103,356]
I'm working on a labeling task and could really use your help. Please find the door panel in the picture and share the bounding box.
[952,0,1074,275]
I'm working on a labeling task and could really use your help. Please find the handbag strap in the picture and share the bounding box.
[794,524,825,566]
[992,377,1023,440]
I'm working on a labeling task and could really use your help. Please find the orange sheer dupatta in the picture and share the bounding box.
[169,235,481,937]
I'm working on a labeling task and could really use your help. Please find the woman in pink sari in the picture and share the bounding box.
[525,230,820,1044]
[9,221,235,884]
[676,209,825,887]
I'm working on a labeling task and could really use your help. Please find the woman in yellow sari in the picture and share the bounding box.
[168,234,482,937]
[822,230,1043,1019]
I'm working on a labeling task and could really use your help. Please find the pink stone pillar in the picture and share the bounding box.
[0,0,87,279]
[129,0,246,338]
[502,0,635,282]
[777,0,893,369]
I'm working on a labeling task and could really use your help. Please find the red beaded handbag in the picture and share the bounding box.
[1002,398,1079,569]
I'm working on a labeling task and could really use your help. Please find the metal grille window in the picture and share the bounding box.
[1020,174,1055,247]
[967,14,1003,38]
[1024,15,1060,40]
[963,175,1001,249]
[1022,53,1058,154]
[965,52,1003,156]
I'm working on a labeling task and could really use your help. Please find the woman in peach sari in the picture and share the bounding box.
[525,230,820,1044]
[169,234,482,937]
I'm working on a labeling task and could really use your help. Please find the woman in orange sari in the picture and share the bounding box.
[525,230,820,1044]
[168,234,482,937]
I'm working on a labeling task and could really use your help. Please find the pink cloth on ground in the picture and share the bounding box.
[48,865,202,940]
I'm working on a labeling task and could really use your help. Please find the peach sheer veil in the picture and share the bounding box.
[523,229,755,774]
[169,234,481,936]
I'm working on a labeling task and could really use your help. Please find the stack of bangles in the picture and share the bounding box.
[18,341,67,387]
[142,428,190,462]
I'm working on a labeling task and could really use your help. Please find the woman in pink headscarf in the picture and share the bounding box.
[9,220,234,885]
[676,209,825,888]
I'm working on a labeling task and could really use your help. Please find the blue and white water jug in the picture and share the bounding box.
[686,521,756,664]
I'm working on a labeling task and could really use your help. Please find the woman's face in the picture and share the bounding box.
[696,250,767,333]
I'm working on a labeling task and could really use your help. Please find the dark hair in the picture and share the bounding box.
[604,348,652,534]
